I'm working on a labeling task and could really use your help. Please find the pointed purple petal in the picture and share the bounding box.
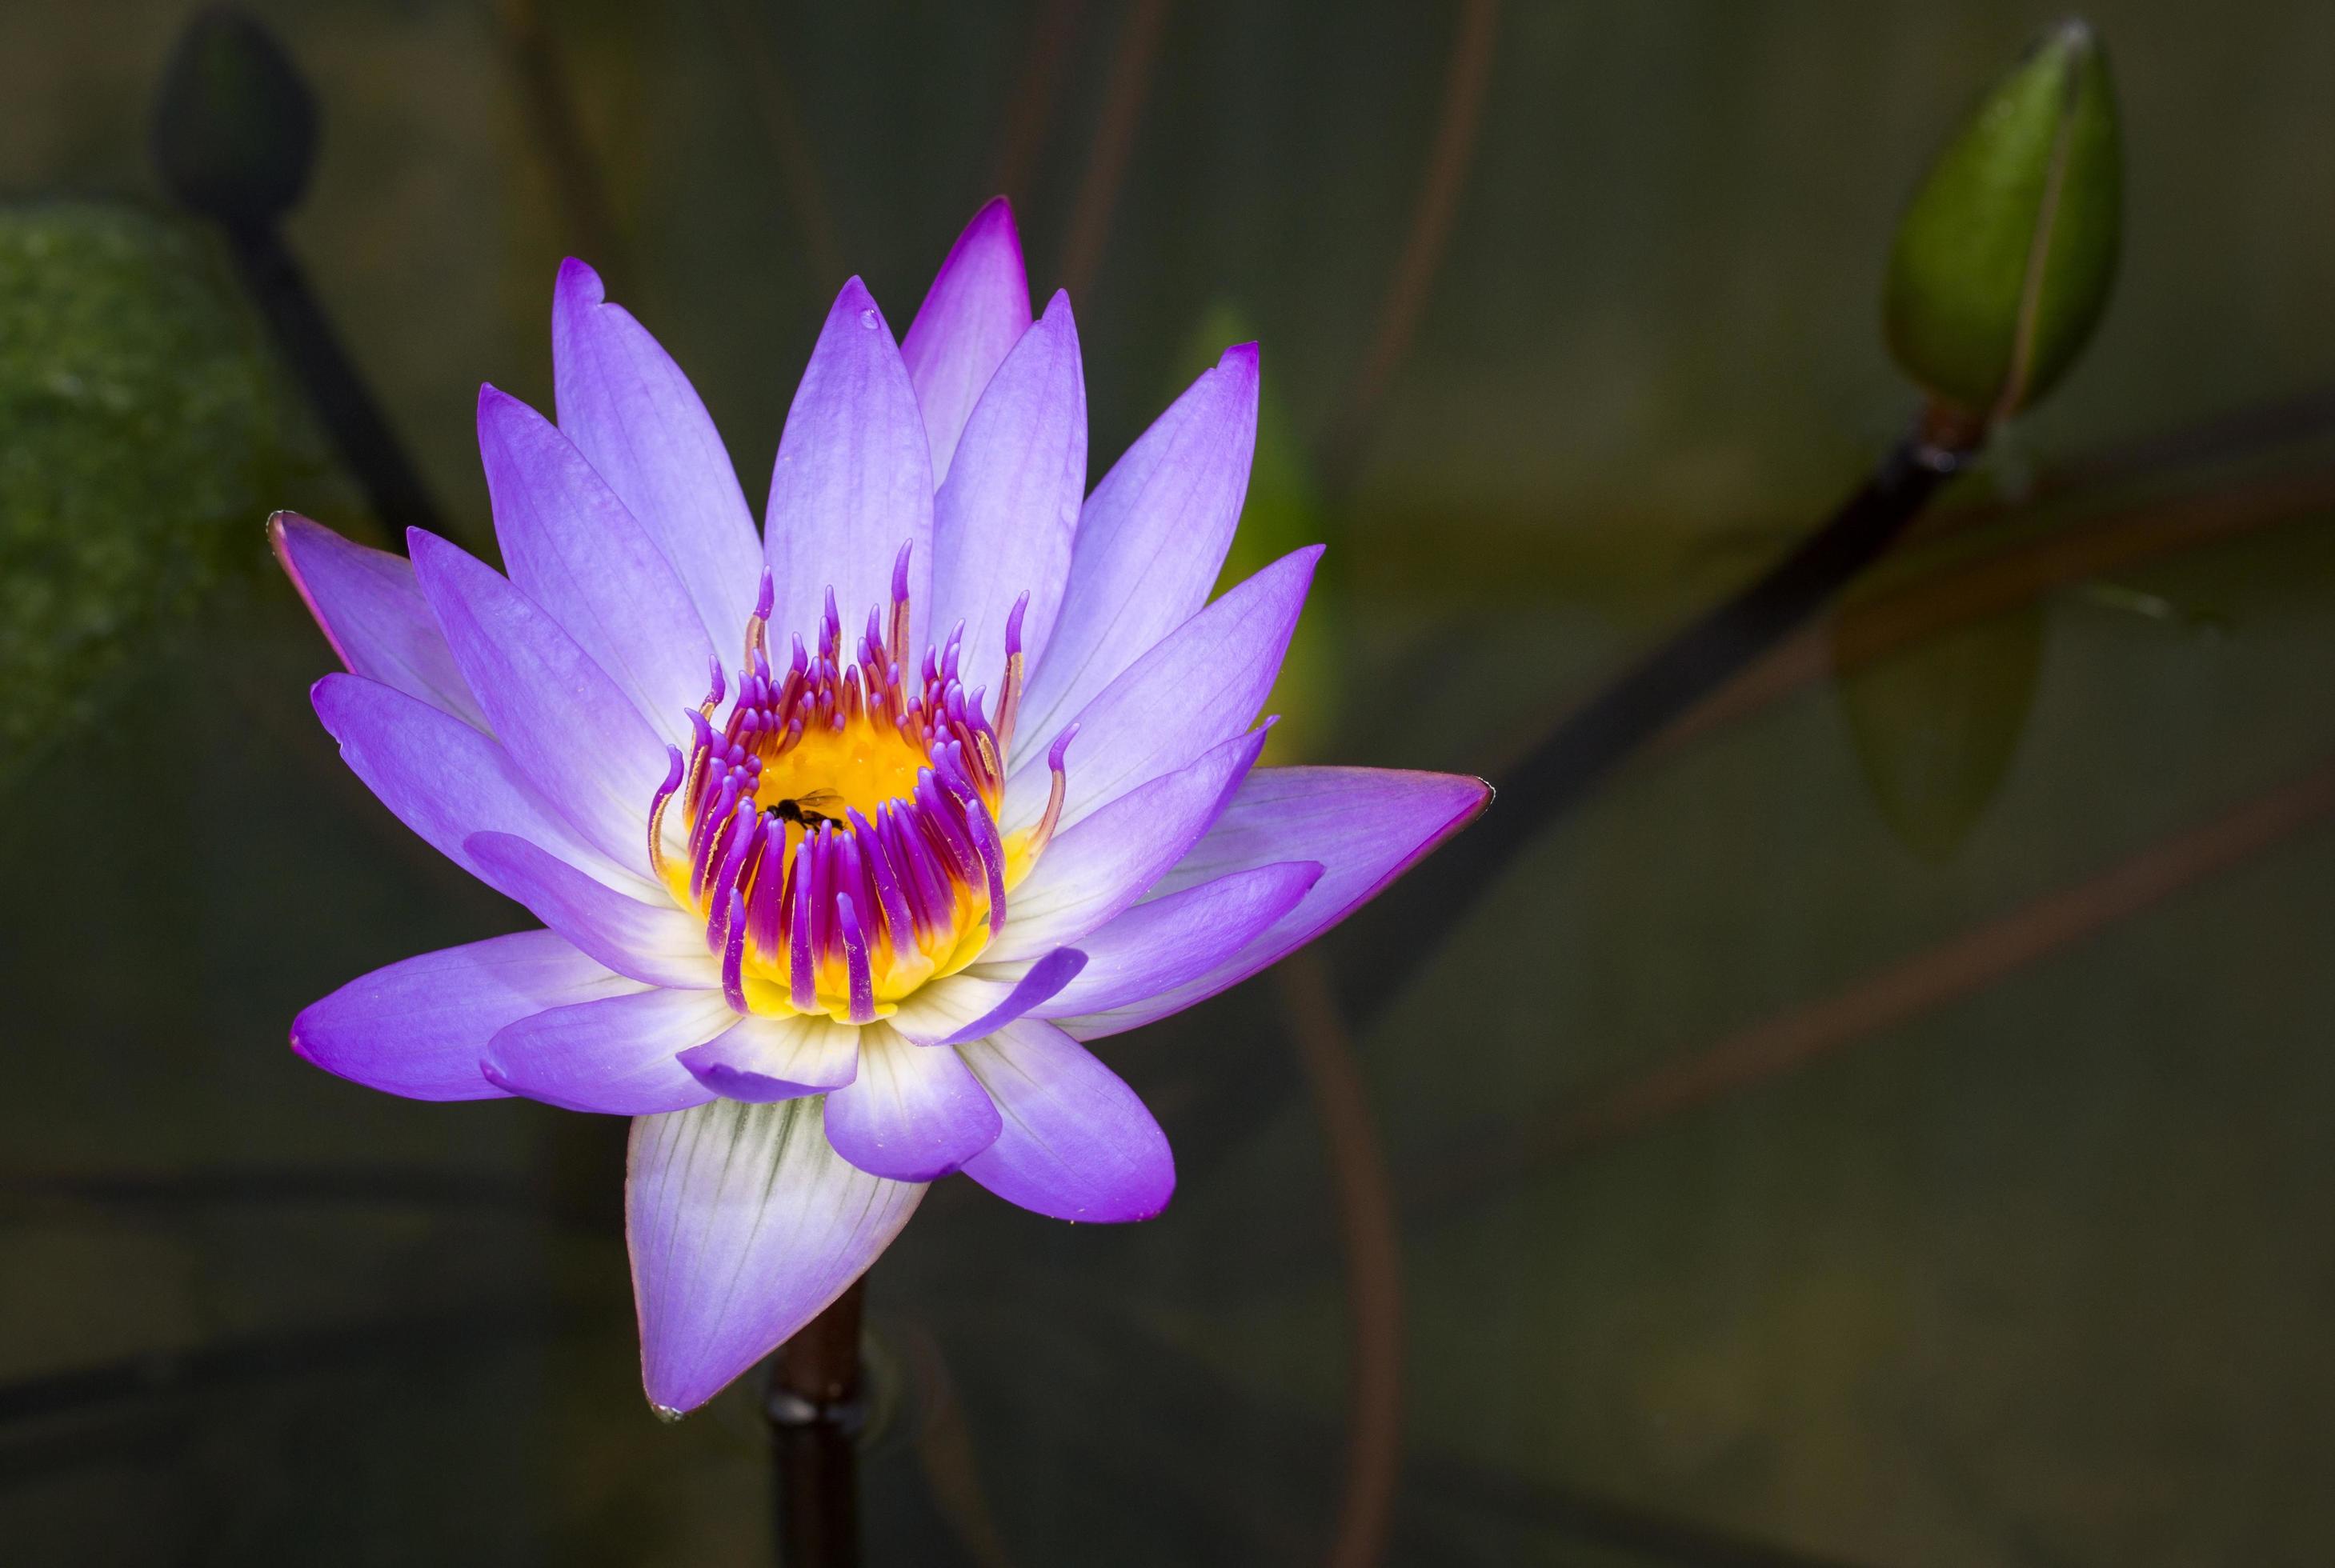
[483,986,734,1114]
[887,946,1087,1047]
[1062,766,1491,1038]
[765,279,934,650]
[1004,548,1317,836]
[478,386,715,746]
[629,1097,923,1414]
[677,1014,861,1102]
[930,290,1085,703]
[984,726,1268,964]
[552,258,763,649]
[901,197,1032,484]
[311,674,638,900]
[1013,342,1260,756]
[959,1020,1174,1222]
[822,1027,1001,1181]
[292,930,640,1101]
[272,514,486,727]
[466,830,717,990]
[1033,860,1322,1019]
[409,529,668,870]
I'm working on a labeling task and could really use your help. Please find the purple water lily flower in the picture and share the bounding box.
[274,198,1486,1416]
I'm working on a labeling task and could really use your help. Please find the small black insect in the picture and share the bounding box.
[765,790,845,830]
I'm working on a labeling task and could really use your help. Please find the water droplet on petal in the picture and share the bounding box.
[859,307,879,330]
[651,1403,686,1424]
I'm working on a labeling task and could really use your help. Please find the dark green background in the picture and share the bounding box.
[5,2,2334,1562]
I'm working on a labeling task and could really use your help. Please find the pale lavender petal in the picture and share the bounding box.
[930,290,1085,702]
[409,529,668,870]
[900,196,1031,484]
[822,1026,1001,1182]
[1061,767,1492,1038]
[959,1019,1174,1222]
[1012,342,1260,759]
[483,986,734,1114]
[292,930,640,1102]
[552,258,763,648]
[1032,860,1322,1019]
[629,1097,924,1414]
[478,386,715,747]
[887,946,1087,1047]
[272,513,485,727]
[678,1014,860,1102]
[311,674,640,899]
[466,830,717,990]
[765,279,934,650]
[984,727,1268,964]
[1003,548,1318,835]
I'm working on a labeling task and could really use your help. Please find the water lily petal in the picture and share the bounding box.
[1013,342,1260,758]
[1003,548,1316,836]
[551,258,763,649]
[930,290,1085,702]
[1060,766,1492,1038]
[409,529,669,870]
[311,674,641,899]
[292,930,640,1101]
[765,278,934,650]
[478,385,715,747]
[959,1019,1174,1222]
[678,1014,861,1102]
[901,196,1031,483]
[887,946,1087,1047]
[483,986,734,1114]
[629,1097,924,1415]
[466,830,717,990]
[985,726,1267,964]
[1031,860,1322,1019]
[823,1026,1001,1181]
[272,514,486,728]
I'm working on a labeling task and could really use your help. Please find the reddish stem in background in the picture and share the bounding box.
[991,0,1088,202]
[708,0,848,289]
[1318,0,1501,490]
[1276,951,1404,1568]
[1058,0,1170,299]
[1417,752,2335,1214]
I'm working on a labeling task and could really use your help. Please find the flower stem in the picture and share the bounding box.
[767,1279,867,1568]
[1336,410,1981,1025]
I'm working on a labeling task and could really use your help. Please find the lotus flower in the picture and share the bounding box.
[274,200,1486,1415]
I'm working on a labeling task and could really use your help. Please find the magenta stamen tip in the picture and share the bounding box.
[753,570,775,620]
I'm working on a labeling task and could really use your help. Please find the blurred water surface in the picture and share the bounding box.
[5,2,2335,1563]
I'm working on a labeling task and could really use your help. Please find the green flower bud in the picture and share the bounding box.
[150,8,318,226]
[1884,18,2121,423]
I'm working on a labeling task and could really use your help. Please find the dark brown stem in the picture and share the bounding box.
[1332,420,1974,1024]
[768,1281,867,1568]
[222,222,446,542]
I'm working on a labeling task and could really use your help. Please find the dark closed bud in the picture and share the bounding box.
[150,8,318,226]
[1884,18,2121,424]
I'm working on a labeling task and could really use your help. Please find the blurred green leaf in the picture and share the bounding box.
[1884,18,2121,421]
[0,201,294,780]
[1181,304,1338,764]
[1832,604,2047,862]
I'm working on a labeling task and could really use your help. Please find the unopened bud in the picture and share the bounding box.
[150,8,318,226]
[1884,18,2121,425]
